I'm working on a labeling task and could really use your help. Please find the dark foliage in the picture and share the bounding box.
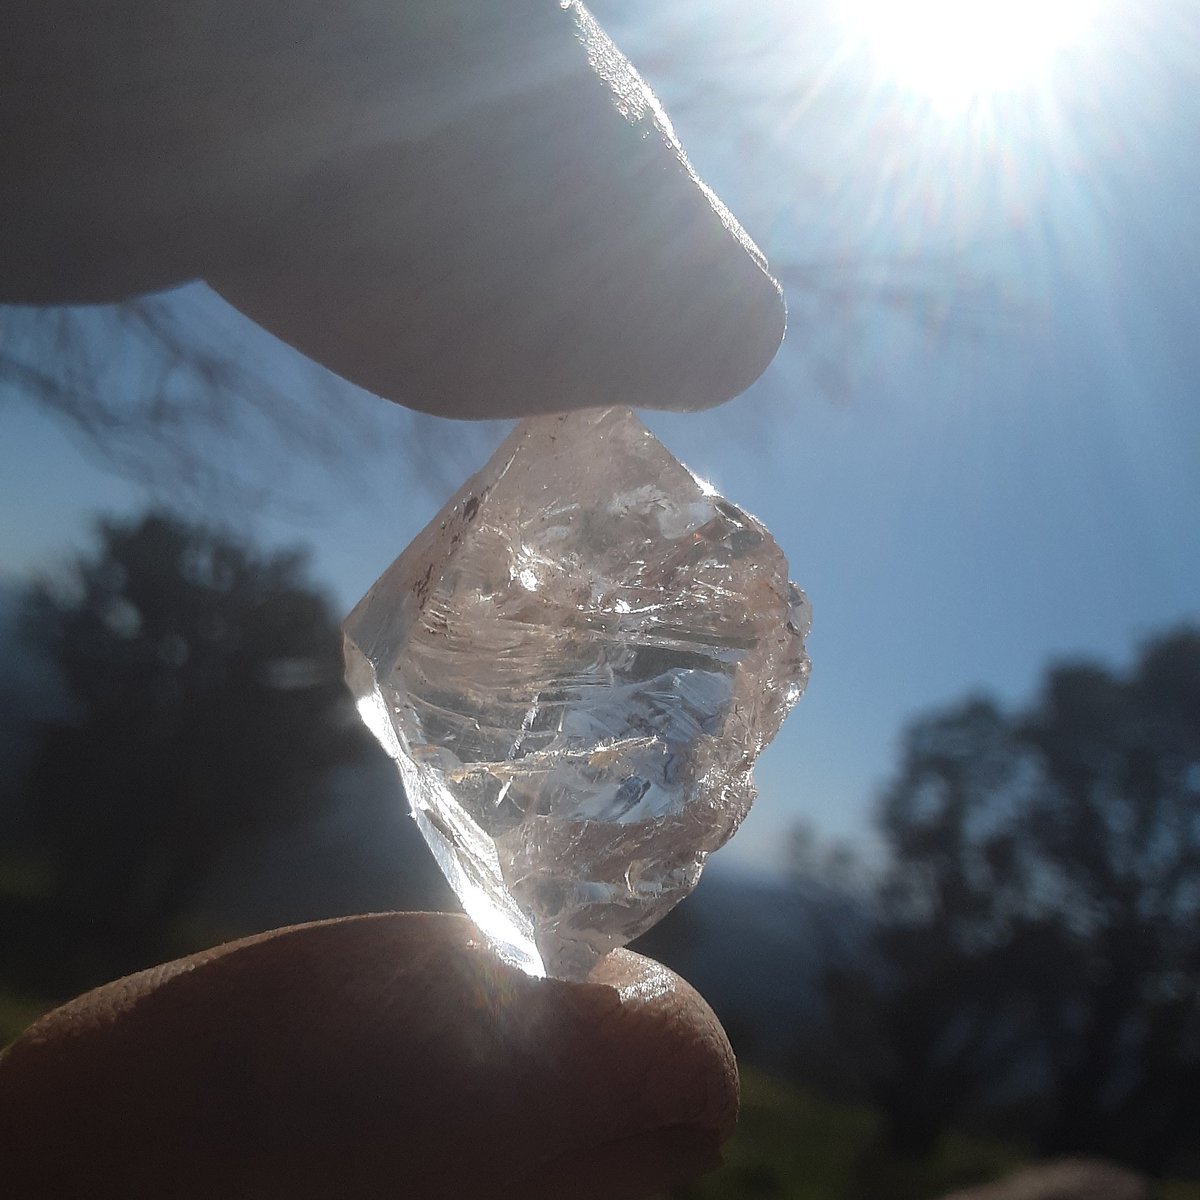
[1,513,375,994]
[830,629,1200,1174]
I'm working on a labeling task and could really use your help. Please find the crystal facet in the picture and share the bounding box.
[344,408,809,980]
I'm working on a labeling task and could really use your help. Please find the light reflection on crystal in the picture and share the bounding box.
[344,408,809,980]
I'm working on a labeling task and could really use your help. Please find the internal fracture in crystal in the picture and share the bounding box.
[344,407,809,980]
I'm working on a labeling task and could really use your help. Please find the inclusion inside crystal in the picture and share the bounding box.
[344,407,809,980]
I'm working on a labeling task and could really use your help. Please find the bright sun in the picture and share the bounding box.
[842,0,1104,107]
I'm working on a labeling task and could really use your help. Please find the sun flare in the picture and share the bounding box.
[842,0,1104,107]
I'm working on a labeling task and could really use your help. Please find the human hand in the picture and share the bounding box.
[2,7,759,1193]
[0,913,737,1199]
[2,0,785,418]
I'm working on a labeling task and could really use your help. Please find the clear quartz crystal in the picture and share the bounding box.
[344,407,809,980]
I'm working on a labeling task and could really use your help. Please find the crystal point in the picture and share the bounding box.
[344,408,809,980]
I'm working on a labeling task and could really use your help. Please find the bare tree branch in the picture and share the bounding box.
[0,289,504,518]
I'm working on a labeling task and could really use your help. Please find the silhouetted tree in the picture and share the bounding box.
[4,512,373,992]
[835,629,1200,1173]
[0,294,501,515]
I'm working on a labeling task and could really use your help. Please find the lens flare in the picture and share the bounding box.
[841,0,1105,108]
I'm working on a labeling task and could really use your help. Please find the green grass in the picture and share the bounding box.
[0,858,55,902]
[0,991,50,1049]
[663,1068,1020,1200]
[678,1070,877,1200]
[1161,1185,1200,1200]
[661,1069,1200,1200]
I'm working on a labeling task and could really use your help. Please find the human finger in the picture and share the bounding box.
[207,2,787,418]
[0,911,737,1199]
[1,1,783,418]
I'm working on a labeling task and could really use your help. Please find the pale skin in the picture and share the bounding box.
[2,0,784,416]
[0,3,784,1195]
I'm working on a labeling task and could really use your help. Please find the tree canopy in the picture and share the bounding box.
[4,512,373,992]
[836,628,1200,1173]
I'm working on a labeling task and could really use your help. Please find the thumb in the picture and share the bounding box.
[0,912,737,1200]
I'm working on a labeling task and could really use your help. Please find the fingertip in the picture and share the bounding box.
[0,914,737,1199]
[208,4,785,419]
[585,948,740,1143]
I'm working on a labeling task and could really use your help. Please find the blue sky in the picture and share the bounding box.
[2,0,1197,875]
